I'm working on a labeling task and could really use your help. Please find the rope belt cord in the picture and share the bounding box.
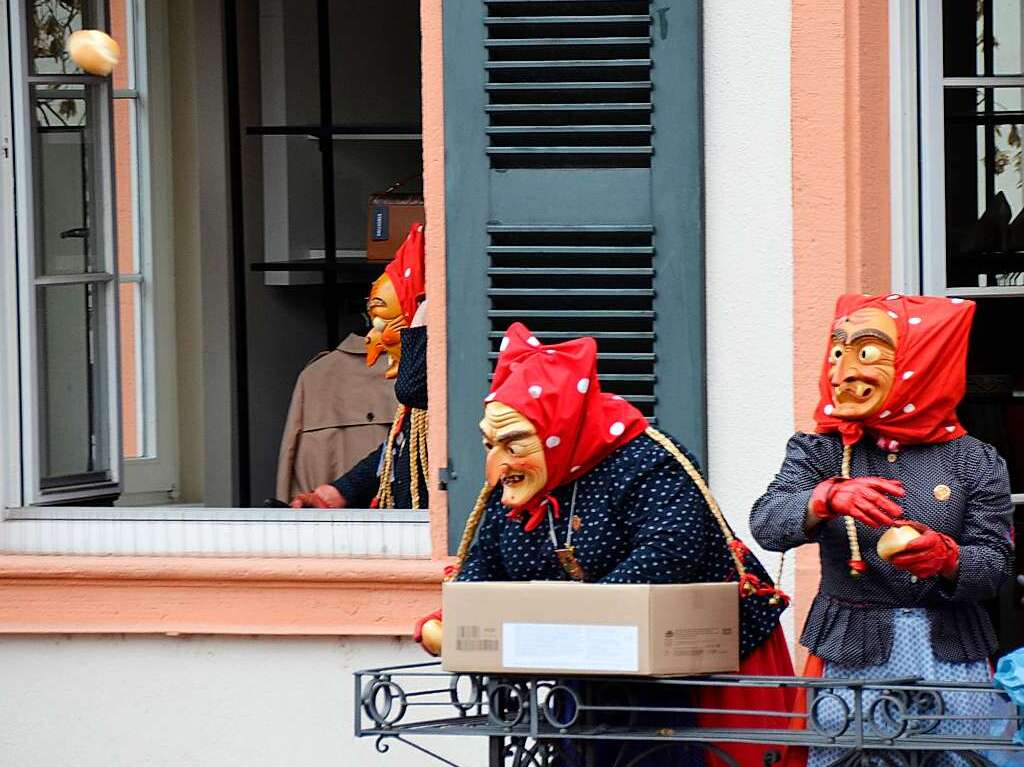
[376,405,430,511]
[773,442,862,590]
[840,443,865,576]
[446,481,494,582]
[446,427,768,592]
[641,427,747,580]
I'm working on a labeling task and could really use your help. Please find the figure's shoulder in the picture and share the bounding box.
[945,434,1008,480]
[604,429,703,476]
[786,430,843,460]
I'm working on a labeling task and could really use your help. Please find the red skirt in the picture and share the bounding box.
[696,625,797,767]
[776,654,825,767]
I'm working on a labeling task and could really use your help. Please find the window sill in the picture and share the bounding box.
[0,553,452,635]
[0,508,431,557]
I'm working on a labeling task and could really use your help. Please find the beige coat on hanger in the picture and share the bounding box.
[275,333,398,501]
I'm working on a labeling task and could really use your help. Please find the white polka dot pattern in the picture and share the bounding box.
[750,431,1013,666]
[457,433,788,659]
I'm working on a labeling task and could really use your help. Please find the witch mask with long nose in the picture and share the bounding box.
[815,294,975,451]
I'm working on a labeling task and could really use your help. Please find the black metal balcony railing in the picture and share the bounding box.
[354,662,1024,767]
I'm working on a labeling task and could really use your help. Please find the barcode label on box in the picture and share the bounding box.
[455,625,498,652]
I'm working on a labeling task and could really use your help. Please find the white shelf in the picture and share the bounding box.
[945,286,1024,298]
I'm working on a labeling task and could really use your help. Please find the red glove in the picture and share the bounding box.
[289,484,345,509]
[810,476,905,528]
[413,609,444,656]
[889,521,959,579]
[412,609,443,644]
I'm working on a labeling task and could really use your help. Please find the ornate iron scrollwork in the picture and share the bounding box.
[487,680,528,728]
[361,675,408,728]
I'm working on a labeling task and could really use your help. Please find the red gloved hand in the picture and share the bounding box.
[289,484,345,509]
[413,609,444,656]
[412,609,443,644]
[889,521,959,579]
[810,476,905,528]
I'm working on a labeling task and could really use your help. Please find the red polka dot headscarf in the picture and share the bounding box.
[814,294,976,451]
[383,223,426,325]
[486,323,649,526]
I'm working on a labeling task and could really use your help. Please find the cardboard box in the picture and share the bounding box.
[441,581,738,677]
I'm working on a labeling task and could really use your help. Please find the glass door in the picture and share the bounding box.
[8,0,121,504]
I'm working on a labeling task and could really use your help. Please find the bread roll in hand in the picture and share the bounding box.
[876,524,921,562]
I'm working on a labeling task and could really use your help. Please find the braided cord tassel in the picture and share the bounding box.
[408,408,430,510]
[375,405,406,508]
[409,409,421,510]
[841,443,865,576]
[644,427,748,582]
[446,482,495,582]
[771,551,786,607]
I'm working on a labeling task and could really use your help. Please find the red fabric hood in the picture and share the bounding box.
[486,323,648,523]
[383,224,426,325]
[814,293,975,450]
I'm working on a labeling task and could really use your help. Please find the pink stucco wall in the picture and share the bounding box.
[421,0,450,560]
[791,0,892,667]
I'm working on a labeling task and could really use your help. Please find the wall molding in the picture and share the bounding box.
[0,555,452,635]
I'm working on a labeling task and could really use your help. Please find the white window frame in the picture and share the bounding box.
[113,0,181,505]
[0,0,22,511]
[891,0,1024,506]
[0,0,427,558]
[8,0,123,505]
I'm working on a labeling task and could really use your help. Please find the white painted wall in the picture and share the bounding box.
[703,1,797,644]
[0,635,484,767]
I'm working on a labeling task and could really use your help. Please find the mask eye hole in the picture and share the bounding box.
[859,345,881,363]
[830,344,844,363]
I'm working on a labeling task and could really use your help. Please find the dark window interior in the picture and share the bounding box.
[227,0,423,505]
[942,0,1024,655]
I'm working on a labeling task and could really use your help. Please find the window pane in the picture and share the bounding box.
[943,87,1024,288]
[29,0,94,75]
[113,97,138,273]
[252,0,321,127]
[332,141,422,252]
[257,135,323,263]
[329,0,421,128]
[32,84,106,276]
[118,282,142,458]
[960,298,1024,495]
[944,0,1024,77]
[36,282,111,486]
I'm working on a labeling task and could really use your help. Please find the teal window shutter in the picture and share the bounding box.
[444,1,705,552]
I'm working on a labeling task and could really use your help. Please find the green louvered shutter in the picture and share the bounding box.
[444,0,704,551]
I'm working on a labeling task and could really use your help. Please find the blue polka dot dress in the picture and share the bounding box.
[457,432,788,767]
[457,431,786,659]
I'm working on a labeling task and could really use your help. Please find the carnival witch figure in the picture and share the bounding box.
[750,294,1014,767]
[291,224,429,510]
[414,323,796,767]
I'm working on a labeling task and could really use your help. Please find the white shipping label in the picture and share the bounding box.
[502,623,639,672]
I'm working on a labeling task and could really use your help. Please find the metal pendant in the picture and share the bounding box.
[555,546,586,582]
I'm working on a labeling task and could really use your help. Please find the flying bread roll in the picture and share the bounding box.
[67,30,120,76]
[419,618,443,657]
[876,525,921,561]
